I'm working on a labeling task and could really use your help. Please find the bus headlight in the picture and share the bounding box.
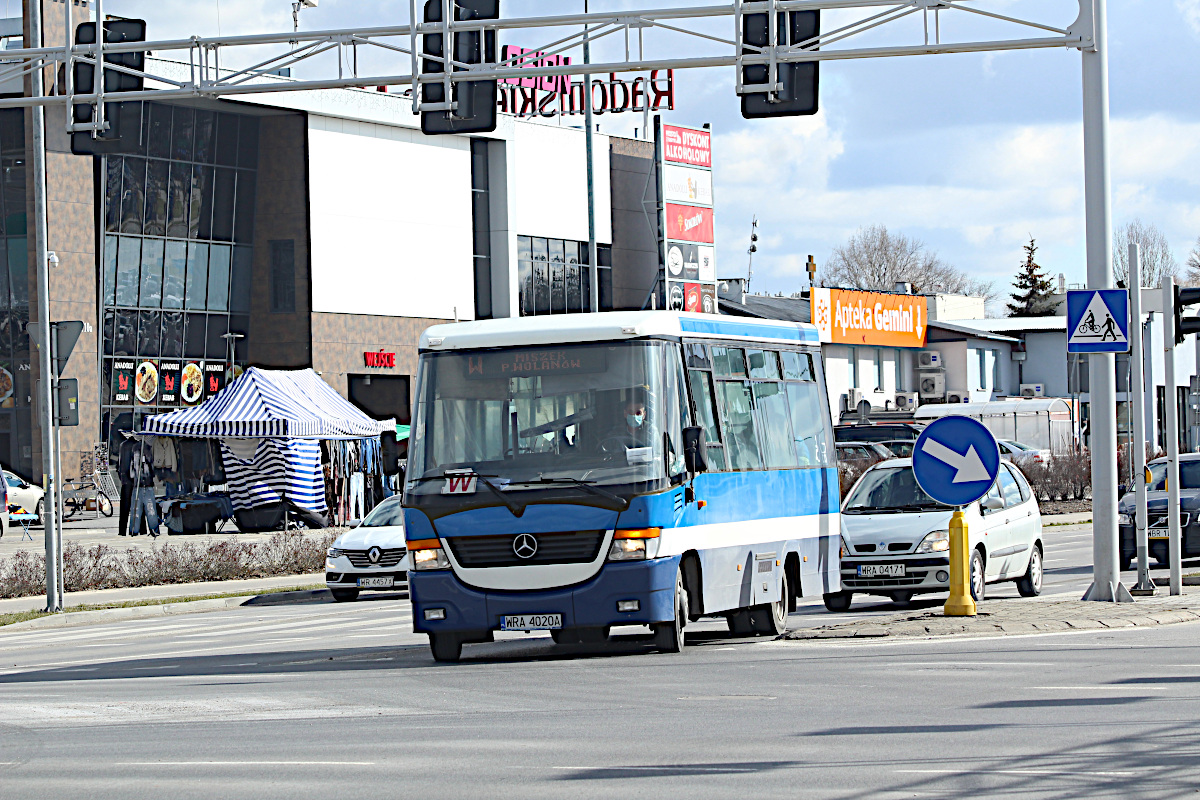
[915,530,950,554]
[408,539,450,570]
[1118,513,1132,526]
[607,528,661,561]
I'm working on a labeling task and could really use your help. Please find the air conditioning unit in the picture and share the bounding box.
[918,350,943,370]
[1020,383,1046,398]
[947,390,970,404]
[895,392,919,410]
[918,373,945,399]
[845,388,865,412]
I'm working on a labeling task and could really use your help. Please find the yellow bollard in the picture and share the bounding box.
[944,508,977,617]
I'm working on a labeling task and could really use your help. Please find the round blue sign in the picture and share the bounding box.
[911,416,1001,508]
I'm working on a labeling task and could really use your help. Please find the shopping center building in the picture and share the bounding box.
[3,15,687,482]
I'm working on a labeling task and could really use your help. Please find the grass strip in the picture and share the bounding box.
[0,583,325,629]
[1044,520,1092,527]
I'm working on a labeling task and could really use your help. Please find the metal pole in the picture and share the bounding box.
[1129,245,1154,595]
[944,506,975,616]
[1164,276,1183,596]
[30,0,61,613]
[1080,0,1130,603]
[583,0,599,313]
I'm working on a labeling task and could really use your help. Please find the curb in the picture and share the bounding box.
[2,596,254,632]
[243,589,332,606]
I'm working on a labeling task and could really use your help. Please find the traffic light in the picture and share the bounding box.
[70,18,147,156]
[740,10,819,119]
[421,0,499,135]
[1173,285,1200,344]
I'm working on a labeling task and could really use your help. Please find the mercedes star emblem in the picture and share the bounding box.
[368,546,382,564]
[513,533,538,560]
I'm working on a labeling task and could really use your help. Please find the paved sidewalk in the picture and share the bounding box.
[782,586,1200,641]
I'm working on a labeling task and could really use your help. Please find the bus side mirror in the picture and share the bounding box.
[683,426,708,474]
[380,431,401,477]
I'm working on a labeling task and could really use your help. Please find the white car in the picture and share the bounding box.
[998,440,1051,466]
[826,457,1044,611]
[325,495,409,602]
[4,470,45,524]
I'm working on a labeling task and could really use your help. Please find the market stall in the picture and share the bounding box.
[141,368,394,532]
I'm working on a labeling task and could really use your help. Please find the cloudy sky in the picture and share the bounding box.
[113,0,1200,304]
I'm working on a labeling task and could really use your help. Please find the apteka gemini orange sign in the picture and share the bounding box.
[810,287,927,348]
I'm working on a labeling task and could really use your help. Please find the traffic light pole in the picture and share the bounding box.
[1163,276,1183,596]
[1128,244,1155,596]
[1080,0,1130,603]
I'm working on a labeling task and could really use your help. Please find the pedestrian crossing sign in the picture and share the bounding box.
[1067,289,1129,353]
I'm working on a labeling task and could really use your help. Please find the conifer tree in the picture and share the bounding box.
[1007,238,1056,317]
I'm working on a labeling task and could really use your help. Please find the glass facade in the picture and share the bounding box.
[516,235,611,316]
[101,102,259,452]
[0,110,31,478]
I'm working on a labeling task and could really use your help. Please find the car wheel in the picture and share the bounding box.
[330,588,360,602]
[429,633,462,663]
[890,590,914,607]
[970,550,986,602]
[1017,544,1043,597]
[823,591,853,612]
[750,572,789,636]
[653,568,688,653]
[34,499,43,526]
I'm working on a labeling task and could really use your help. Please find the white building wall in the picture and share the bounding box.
[510,122,612,244]
[307,116,476,321]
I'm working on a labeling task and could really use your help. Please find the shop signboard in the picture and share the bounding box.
[810,287,928,348]
[657,121,718,314]
[112,359,136,405]
[180,362,205,406]
[134,360,159,406]
[205,362,226,398]
[159,360,182,406]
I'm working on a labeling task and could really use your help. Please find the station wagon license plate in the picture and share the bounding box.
[858,564,905,578]
[357,576,394,588]
[501,614,562,631]
[1148,530,1170,539]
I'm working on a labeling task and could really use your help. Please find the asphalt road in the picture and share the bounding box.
[3,520,1199,799]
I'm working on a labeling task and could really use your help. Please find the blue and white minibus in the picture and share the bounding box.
[403,311,840,662]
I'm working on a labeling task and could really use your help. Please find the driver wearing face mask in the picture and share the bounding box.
[601,395,653,451]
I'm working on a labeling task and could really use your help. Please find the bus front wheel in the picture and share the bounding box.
[429,633,462,663]
[654,569,688,653]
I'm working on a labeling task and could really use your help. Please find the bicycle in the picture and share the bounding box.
[61,474,114,519]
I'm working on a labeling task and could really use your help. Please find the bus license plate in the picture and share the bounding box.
[501,614,562,631]
[358,576,394,588]
[1149,530,1170,539]
[858,564,905,578]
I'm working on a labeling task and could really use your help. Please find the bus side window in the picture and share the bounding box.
[688,369,728,471]
[752,380,799,468]
[783,351,832,467]
[716,380,763,471]
[663,344,688,480]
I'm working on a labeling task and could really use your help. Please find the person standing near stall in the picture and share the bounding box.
[128,442,160,538]
[117,435,137,536]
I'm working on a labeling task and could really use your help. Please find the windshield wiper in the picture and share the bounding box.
[515,477,630,510]
[408,472,524,518]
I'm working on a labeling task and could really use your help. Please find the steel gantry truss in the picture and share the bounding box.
[0,0,1094,124]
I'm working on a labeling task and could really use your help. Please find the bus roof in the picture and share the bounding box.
[419,311,821,351]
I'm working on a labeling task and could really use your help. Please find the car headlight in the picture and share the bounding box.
[839,536,850,559]
[1118,513,1132,526]
[327,547,346,558]
[408,539,450,571]
[607,528,661,561]
[915,530,950,554]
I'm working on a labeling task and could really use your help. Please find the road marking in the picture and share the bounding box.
[116,761,375,766]
[897,769,1137,777]
[677,695,776,700]
[1030,686,1168,691]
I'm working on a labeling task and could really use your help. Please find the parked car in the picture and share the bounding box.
[836,442,895,465]
[878,440,915,459]
[827,457,1044,611]
[835,423,924,444]
[1118,454,1200,571]
[4,470,45,524]
[998,439,1051,466]
[324,495,409,602]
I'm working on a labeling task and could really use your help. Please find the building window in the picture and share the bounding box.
[470,139,492,320]
[517,235,611,316]
[895,349,905,392]
[977,348,987,390]
[270,239,296,313]
[873,348,883,391]
[991,349,1000,393]
[848,347,858,389]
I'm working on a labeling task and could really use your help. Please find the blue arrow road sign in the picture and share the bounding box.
[912,416,1001,508]
[1067,289,1129,353]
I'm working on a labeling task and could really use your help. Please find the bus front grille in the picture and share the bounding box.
[446,531,607,568]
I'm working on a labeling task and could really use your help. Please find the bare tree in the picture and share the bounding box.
[1112,219,1179,287]
[1186,236,1200,287]
[821,224,995,301]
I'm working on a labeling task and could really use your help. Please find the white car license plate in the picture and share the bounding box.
[1148,530,1170,539]
[858,564,905,578]
[357,576,394,588]
[500,614,562,631]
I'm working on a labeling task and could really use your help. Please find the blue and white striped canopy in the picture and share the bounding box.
[141,368,393,439]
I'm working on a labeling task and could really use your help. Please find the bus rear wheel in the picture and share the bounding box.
[429,633,462,663]
[654,568,688,653]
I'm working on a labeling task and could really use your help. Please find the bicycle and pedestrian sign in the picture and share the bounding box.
[1067,289,1129,353]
